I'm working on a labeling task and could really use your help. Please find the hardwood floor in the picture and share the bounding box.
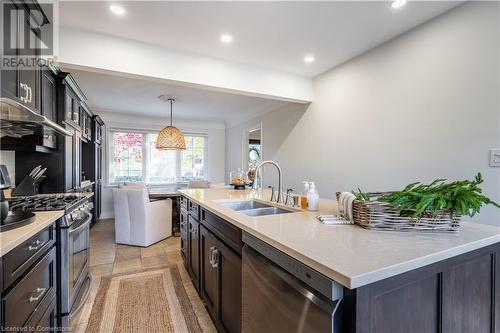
[74,219,184,332]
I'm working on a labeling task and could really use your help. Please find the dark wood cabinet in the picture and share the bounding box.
[1,1,19,101]
[41,67,57,122]
[2,224,55,289]
[82,115,104,224]
[188,216,200,290]
[95,143,102,217]
[58,72,85,130]
[1,223,57,332]
[183,200,242,333]
[343,243,500,333]
[73,130,82,188]
[0,1,43,114]
[63,126,74,192]
[199,224,242,333]
[180,209,188,264]
[216,241,242,333]
[64,89,80,127]
[81,104,92,141]
[200,225,218,316]
[28,296,57,330]
[94,119,103,145]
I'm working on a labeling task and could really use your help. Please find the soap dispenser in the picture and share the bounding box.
[300,181,310,209]
[307,182,319,211]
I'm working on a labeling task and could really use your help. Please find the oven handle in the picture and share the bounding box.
[69,215,92,235]
[69,274,93,320]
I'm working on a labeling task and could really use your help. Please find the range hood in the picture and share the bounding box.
[0,98,72,138]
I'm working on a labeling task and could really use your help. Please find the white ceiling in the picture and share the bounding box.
[67,69,289,123]
[60,1,461,77]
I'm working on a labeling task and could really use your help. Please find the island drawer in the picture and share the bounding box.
[2,223,56,291]
[180,209,188,231]
[180,196,188,211]
[2,246,56,329]
[188,200,200,221]
[201,208,242,254]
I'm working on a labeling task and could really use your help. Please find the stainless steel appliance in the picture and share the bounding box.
[7,193,93,329]
[242,233,342,333]
[58,199,93,329]
[0,97,72,138]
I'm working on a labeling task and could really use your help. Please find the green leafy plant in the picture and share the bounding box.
[352,188,370,202]
[376,173,500,218]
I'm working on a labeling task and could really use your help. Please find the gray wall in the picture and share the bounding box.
[226,2,500,225]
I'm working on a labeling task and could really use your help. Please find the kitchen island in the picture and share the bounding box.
[180,188,500,333]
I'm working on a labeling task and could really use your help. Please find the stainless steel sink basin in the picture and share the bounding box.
[239,207,293,217]
[221,200,272,211]
[220,200,295,217]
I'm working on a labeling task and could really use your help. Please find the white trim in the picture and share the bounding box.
[241,123,263,170]
[106,128,209,186]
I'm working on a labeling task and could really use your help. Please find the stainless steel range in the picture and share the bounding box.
[8,194,93,329]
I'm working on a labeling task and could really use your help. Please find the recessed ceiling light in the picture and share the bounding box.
[220,34,233,44]
[109,4,126,16]
[391,0,407,9]
[304,55,315,63]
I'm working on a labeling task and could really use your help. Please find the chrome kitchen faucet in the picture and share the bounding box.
[252,160,284,203]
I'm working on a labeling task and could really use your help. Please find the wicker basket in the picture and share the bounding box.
[338,192,461,232]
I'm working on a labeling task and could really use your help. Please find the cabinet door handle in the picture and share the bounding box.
[28,239,44,251]
[19,83,28,102]
[211,248,219,268]
[28,287,46,303]
[209,246,214,266]
[27,86,32,103]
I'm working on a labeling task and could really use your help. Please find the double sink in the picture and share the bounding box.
[221,200,295,217]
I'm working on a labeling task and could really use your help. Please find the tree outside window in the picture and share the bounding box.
[108,131,207,184]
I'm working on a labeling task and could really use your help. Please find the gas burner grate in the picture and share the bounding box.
[7,194,85,212]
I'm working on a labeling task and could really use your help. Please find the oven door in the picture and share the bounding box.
[68,214,91,301]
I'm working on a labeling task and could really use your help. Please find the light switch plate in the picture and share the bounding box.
[490,148,500,167]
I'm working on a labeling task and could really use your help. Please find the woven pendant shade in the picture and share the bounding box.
[156,125,186,150]
[156,96,186,150]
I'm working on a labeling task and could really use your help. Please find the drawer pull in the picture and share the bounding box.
[28,240,44,251]
[211,248,219,268]
[28,288,46,303]
[209,246,215,266]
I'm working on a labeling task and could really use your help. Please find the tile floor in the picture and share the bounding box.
[73,219,184,333]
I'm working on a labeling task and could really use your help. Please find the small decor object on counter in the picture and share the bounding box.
[300,181,310,209]
[230,169,250,190]
[11,165,47,196]
[247,168,256,186]
[350,173,500,232]
[338,192,356,221]
[317,214,354,225]
[306,182,319,211]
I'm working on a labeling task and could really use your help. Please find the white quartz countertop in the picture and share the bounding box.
[180,188,500,289]
[0,211,64,256]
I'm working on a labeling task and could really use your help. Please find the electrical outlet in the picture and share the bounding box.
[490,148,500,167]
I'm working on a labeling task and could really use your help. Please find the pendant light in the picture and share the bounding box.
[156,96,186,150]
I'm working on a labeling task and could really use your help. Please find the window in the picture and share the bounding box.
[108,130,208,185]
[109,132,144,183]
[181,136,207,181]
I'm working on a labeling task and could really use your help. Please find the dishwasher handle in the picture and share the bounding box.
[244,244,340,315]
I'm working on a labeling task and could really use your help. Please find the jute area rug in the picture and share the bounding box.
[85,264,216,333]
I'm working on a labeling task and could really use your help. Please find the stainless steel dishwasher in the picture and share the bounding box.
[242,232,343,333]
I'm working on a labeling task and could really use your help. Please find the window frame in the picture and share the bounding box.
[106,128,209,186]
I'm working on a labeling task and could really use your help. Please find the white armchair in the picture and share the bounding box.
[112,187,172,247]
